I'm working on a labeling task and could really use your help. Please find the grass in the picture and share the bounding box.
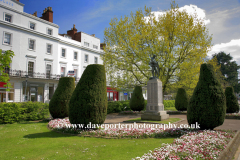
[0,121,175,160]
[126,117,181,124]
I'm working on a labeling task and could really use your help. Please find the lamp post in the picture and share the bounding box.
[25,75,28,101]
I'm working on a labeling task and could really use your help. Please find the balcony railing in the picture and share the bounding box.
[6,69,80,82]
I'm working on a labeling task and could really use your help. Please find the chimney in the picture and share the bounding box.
[16,0,19,1]
[41,7,53,23]
[91,34,95,37]
[32,11,37,17]
[100,43,106,50]
[67,24,78,39]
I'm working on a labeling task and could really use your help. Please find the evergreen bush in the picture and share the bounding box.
[175,88,188,111]
[49,77,75,119]
[225,86,239,113]
[69,64,107,129]
[129,86,145,111]
[187,63,226,130]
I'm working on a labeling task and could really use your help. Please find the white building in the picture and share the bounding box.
[0,0,104,103]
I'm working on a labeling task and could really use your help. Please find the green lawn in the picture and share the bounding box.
[0,121,175,160]
[126,118,181,124]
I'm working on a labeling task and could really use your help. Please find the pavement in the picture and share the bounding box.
[104,113,240,160]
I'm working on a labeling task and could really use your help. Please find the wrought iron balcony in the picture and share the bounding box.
[6,69,80,82]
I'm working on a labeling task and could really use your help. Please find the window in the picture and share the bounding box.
[3,32,11,45]
[28,62,34,77]
[84,55,88,63]
[30,22,35,30]
[94,57,98,64]
[84,42,89,47]
[62,49,66,57]
[74,52,77,60]
[5,14,12,22]
[47,29,52,35]
[47,44,52,54]
[74,69,78,79]
[46,64,51,78]
[93,45,98,49]
[29,39,35,50]
[61,67,65,77]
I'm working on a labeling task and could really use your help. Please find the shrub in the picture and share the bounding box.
[69,64,107,129]
[175,88,188,111]
[225,87,239,113]
[0,102,49,124]
[129,86,145,111]
[187,63,226,130]
[49,77,75,119]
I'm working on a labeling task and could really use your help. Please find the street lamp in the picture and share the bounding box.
[25,75,28,101]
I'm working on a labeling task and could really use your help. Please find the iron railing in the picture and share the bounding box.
[6,69,80,82]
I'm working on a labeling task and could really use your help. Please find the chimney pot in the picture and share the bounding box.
[92,34,95,37]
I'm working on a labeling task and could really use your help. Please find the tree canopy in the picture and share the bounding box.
[101,1,212,96]
[211,51,240,93]
[0,49,15,91]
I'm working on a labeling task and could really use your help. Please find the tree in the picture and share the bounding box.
[212,51,240,93]
[0,49,15,91]
[225,86,239,113]
[69,64,107,129]
[129,86,145,111]
[101,1,212,100]
[187,63,226,130]
[49,77,75,119]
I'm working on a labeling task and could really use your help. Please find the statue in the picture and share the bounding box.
[149,55,159,79]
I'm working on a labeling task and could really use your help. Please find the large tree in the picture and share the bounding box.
[101,1,212,97]
[211,51,240,93]
[0,49,15,91]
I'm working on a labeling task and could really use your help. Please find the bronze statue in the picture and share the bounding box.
[149,55,159,79]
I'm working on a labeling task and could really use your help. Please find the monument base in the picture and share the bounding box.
[141,111,169,121]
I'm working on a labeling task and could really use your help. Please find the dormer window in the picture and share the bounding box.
[30,22,35,30]
[5,14,12,22]
[47,28,52,35]
[84,42,89,47]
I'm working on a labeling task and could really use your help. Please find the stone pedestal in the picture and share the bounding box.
[141,78,169,121]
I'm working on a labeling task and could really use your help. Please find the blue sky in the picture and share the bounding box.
[20,0,240,67]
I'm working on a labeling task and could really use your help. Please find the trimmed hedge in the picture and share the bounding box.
[0,102,49,124]
[107,100,175,114]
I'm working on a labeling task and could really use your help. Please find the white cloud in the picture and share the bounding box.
[148,4,210,25]
[207,39,240,63]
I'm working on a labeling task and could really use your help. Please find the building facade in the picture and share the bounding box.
[0,0,105,103]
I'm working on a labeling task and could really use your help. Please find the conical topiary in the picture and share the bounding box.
[69,64,107,129]
[175,88,188,111]
[187,63,226,130]
[129,86,145,111]
[225,86,239,113]
[49,77,75,119]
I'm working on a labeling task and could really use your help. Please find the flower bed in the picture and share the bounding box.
[48,118,237,159]
[133,130,236,160]
[119,111,145,115]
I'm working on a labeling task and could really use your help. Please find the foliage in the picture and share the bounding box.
[69,64,107,129]
[175,88,188,111]
[225,87,239,113]
[212,51,240,93]
[0,49,15,91]
[101,1,212,102]
[107,100,174,114]
[49,77,75,119]
[0,102,49,124]
[187,63,226,130]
